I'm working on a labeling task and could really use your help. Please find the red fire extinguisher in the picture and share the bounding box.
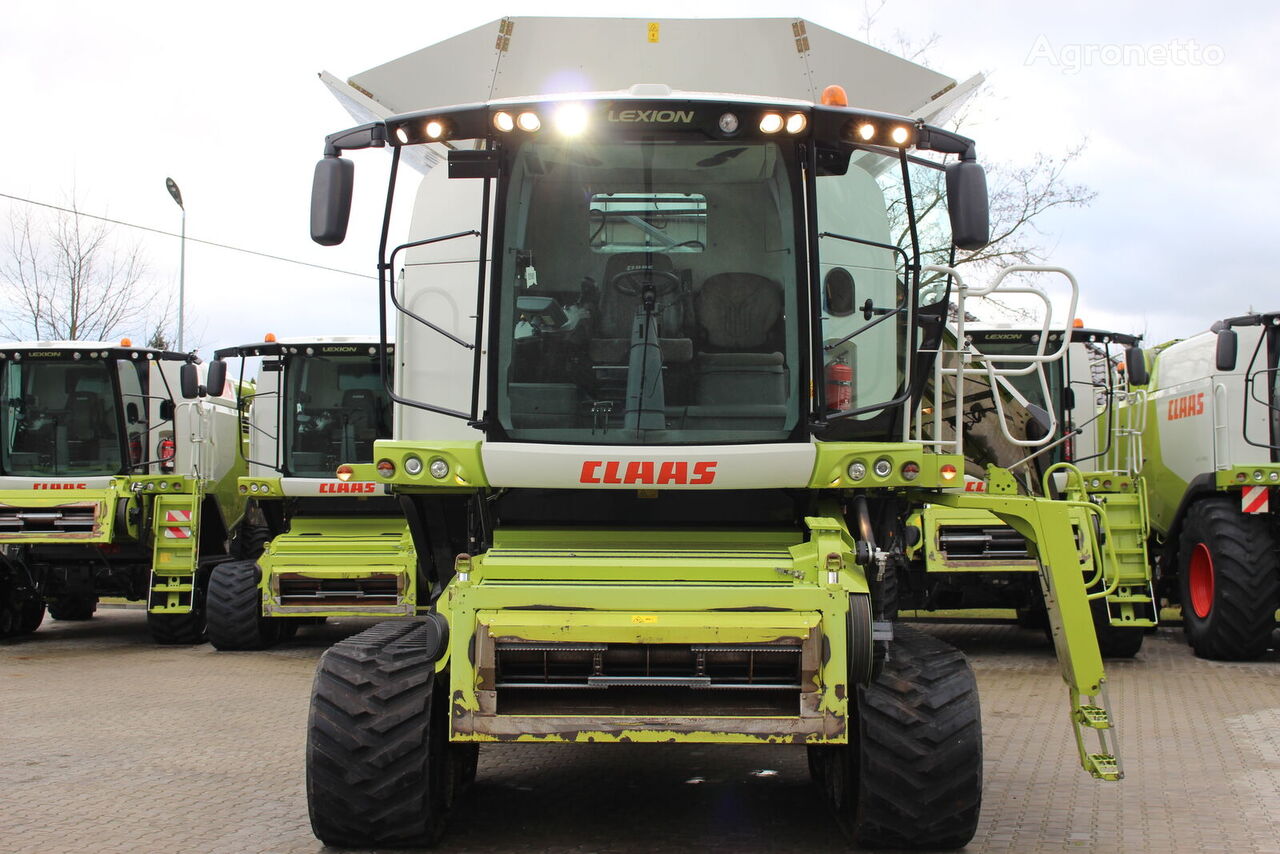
[826,356,853,412]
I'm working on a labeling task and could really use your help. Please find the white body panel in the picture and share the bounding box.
[1150,327,1272,481]
[480,443,817,489]
[395,166,489,441]
[278,477,384,497]
[343,18,957,117]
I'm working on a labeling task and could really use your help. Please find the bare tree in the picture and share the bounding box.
[1,198,162,342]
[861,2,1098,290]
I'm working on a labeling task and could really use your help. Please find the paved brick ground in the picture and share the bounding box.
[2,612,1278,853]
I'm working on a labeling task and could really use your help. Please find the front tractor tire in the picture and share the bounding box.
[206,560,280,651]
[1178,497,1279,661]
[812,625,982,850]
[307,619,456,849]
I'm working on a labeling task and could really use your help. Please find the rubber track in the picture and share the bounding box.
[307,620,447,848]
[1179,497,1279,660]
[206,560,275,651]
[851,625,982,850]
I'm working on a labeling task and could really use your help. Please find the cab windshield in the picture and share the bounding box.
[282,351,392,476]
[493,139,802,444]
[0,358,130,476]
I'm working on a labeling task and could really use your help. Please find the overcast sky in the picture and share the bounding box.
[2,1,1273,352]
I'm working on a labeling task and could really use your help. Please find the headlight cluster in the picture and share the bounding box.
[1235,470,1280,483]
[845,458,927,483]
[239,480,275,496]
[131,480,183,493]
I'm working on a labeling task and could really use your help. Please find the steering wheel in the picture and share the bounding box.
[609,267,682,298]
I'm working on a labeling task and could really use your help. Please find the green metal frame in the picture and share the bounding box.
[339,438,1120,779]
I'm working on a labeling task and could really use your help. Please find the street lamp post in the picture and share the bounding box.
[165,178,185,351]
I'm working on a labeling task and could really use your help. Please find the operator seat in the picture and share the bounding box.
[588,251,693,365]
[340,389,380,461]
[693,272,787,406]
[64,390,106,457]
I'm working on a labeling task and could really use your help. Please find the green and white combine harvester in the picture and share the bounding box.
[1128,310,1280,659]
[909,321,1157,657]
[298,18,1123,848]
[204,337,415,649]
[0,341,253,643]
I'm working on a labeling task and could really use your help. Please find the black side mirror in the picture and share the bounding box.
[205,359,228,397]
[945,159,990,251]
[179,363,201,399]
[1061,387,1076,411]
[126,402,140,424]
[1124,346,1150,386]
[311,156,355,246]
[1215,329,1238,372]
[159,400,175,420]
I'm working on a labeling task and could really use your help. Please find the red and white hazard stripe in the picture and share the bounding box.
[163,526,192,539]
[1242,486,1269,515]
[164,510,192,523]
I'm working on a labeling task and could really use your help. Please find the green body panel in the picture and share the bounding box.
[0,483,126,544]
[444,514,864,745]
[257,515,417,617]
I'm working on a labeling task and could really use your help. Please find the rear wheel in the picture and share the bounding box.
[1178,497,1279,660]
[817,625,982,850]
[206,560,280,651]
[307,620,455,848]
[48,594,97,621]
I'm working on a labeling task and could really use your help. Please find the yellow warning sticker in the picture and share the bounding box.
[631,615,658,624]
[647,22,660,43]
[158,552,171,564]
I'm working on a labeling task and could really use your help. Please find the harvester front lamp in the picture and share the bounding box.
[718,112,740,134]
[403,455,424,476]
[785,113,807,134]
[336,464,354,482]
[428,458,450,480]
[516,111,541,132]
[901,461,920,481]
[890,126,911,145]
[856,122,876,141]
[940,464,958,481]
[1255,470,1266,482]
[493,111,515,133]
[238,484,248,495]
[376,459,396,479]
[1271,471,1279,482]
[394,127,410,144]
[553,103,589,136]
[847,461,867,481]
[873,458,893,478]
[425,120,446,140]
[759,113,784,134]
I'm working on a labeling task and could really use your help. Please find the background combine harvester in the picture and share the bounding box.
[205,337,412,650]
[910,320,1156,657]
[0,341,253,642]
[1131,311,1280,659]
[300,17,1122,849]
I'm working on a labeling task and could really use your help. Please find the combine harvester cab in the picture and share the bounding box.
[0,341,251,643]
[300,18,1122,849]
[1132,311,1280,660]
[912,322,1157,657]
[204,337,413,650]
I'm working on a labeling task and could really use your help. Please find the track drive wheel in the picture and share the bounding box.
[1089,597,1144,659]
[206,560,280,651]
[48,594,97,621]
[1178,497,1279,660]
[816,625,982,850]
[307,619,454,848]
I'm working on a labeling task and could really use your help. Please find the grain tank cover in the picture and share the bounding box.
[333,17,966,119]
